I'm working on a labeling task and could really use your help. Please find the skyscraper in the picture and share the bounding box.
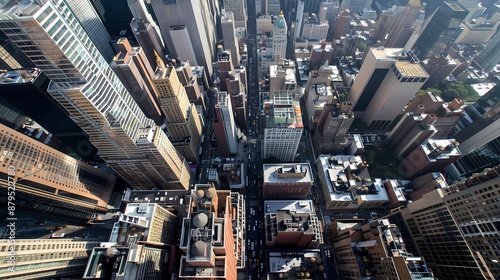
[272,11,288,64]
[371,1,425,49]
[454,85,500,155]
[0,0,191,190]
[110,38,163,125]
[473,27,500,72]
[127,0,166,70]
[221,11,241,67]
[151,0,216,77]
[64,0,115,62]
[223,0,247,28]
[392,166,500,279]
[0,123,116,222]
[152,60,202,162]
[212,90,238,156]
[413,1,468,60]
[347,48,429,130]
[0,70,98,160]
[0,238,106,279]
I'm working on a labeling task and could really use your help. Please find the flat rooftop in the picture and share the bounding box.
[263,163,314,184]
[264,200,315,214]
[395,61,429,78]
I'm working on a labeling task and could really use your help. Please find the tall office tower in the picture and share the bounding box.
[454,85,500,155]
[422,54,459,88]
[0,30,35,70]
[0,70,99,160]
[0,238,105,279]
[0,0,191,190]
[413,1,468,60]
[175,59,207,114]
[226,74,247,129]
[223,0,247,28]
[385,113,437,159]
[179,184,240,279]
[151,0,216,77]
[333,219,435,280]
[64,0,115,62]
[303,0,323,15]
[110,38,163,125]
[399,139,461,178]
[212,91,238,156]
[217,50,246,128]
[88,0,133,36]
[339,0,373,13]
[393,166,500,279]
[0,123,116,222]
[221,12,241,67]
[272,11,288,64]
[263,92,303,162]
[84,202,179,279]
[217,48,234,92]
[347,48,429,130]
[267,0,281,15]
[128,0,167,70]
[332,9,351,39]
[371,1,425,48]
[473,28,500,72]
[152,61,202,162]
[293,0,305,41]
[264,200,323,248]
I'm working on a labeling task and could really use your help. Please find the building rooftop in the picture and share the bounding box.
[370,47,406,60]
[395,61,429,78]
[268,250,322,274]
[0,0,40,19]
[422,139,461,160]
[263,163,314,184]
[265,92,304,129]
[264,200,315,214]
[0,69,41,84]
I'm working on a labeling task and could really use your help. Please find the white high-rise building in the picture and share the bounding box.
[263,92,304,162]
[272,11,288,64]
[151,0,216,76]
[64,0,115,61]
[0,0,191,190]
[221,11,241,67]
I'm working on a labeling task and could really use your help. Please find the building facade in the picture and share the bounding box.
[0,0,192,190]
[0,238,105,280]
[263,92,303,162]
[212,91,238,156]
